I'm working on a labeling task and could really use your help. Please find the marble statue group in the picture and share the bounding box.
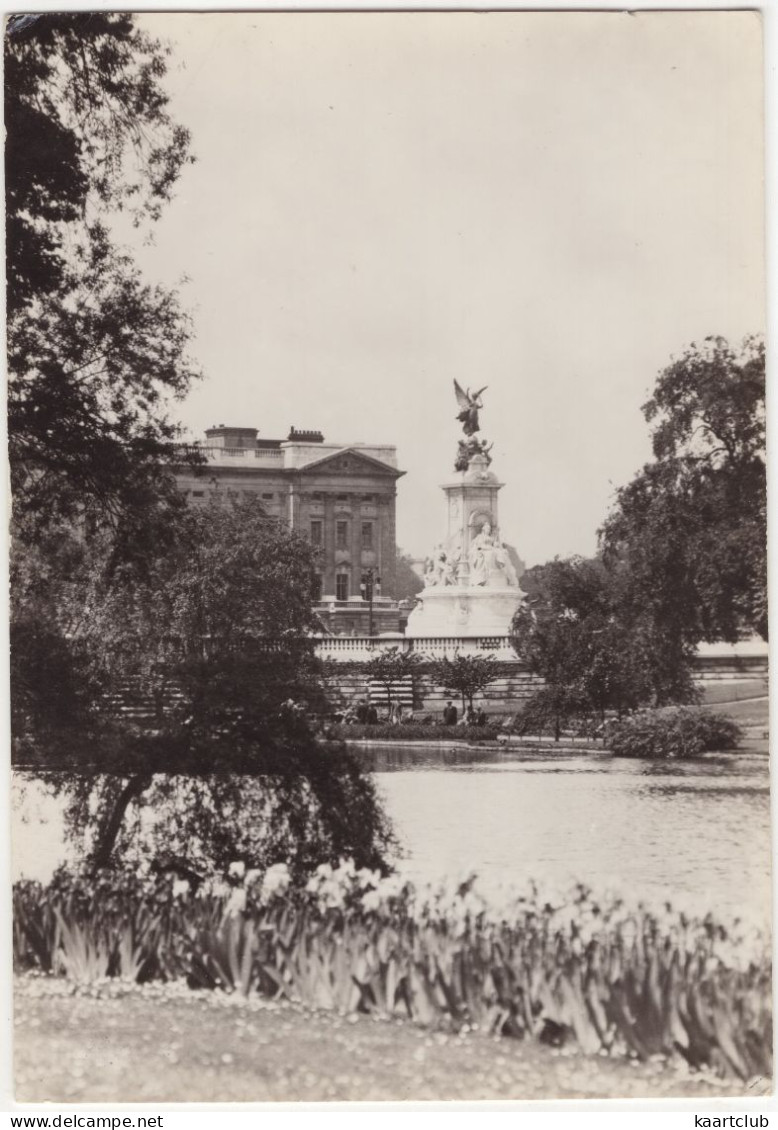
[423,521,518,590]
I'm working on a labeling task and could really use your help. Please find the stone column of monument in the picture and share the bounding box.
[405,384,525,638]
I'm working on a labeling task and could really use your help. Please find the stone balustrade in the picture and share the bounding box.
[312,633,768,671]
[313,635,519,661]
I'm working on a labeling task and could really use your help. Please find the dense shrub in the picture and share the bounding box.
[327,723,501,743]
[13,862,771,1081]
[607,708,742,759]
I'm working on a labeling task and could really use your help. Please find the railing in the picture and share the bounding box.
[190,446,285,464]
[314,635,518,661]
[312,634,770,666]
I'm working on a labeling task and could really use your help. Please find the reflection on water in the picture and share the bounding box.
[363,745,772,923]
[12,745,771,924]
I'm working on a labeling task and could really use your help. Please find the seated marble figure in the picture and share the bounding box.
[468,522,518,587]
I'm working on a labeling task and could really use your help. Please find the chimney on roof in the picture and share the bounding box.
[288,427,324,443]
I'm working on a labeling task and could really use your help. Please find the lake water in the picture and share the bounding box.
[368,745,772,924]
[11,746,772,925]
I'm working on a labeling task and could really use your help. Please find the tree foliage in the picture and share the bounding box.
[6,12,192,314]
[13,500,394,876]
[511,556,697,736]
[395,548,425,603]
[7,17,393,880]
[430,653,499,714]
[363,647,426,711]
[601,335,766,642]
[6,13,201,531]
[512,335,765,735]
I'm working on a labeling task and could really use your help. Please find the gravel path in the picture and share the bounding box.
[14,977,758,1104]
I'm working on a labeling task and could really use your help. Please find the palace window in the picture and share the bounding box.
[336,572,349,602]
[192,490,205,498]
[310,520,323,546]
[311,574,323,602]
[336,520,349,549]
[361,522,373,550]
[262,492,274,500]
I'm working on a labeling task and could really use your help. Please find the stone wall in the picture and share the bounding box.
[317,637,768,716]
[321,661,542,717]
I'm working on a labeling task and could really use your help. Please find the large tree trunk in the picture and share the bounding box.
[89,773,152,871]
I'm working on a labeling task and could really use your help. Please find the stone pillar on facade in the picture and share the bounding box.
[323,492,336,599]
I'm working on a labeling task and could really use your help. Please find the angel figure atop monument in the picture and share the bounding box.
[453,381,488,436]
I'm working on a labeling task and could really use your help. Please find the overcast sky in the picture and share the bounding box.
[129,11,764,566]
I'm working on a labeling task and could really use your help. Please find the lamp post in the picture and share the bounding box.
[360,567,381,637]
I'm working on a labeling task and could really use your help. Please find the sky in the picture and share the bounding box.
[127,10,764,566]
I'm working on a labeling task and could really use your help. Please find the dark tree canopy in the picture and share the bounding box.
[511,555,691,731]
[431,653,499,714]
[7,17,394,881]
[513,335,765,735]
[395,548,425,603]
[6,12,192,315]
[601,335,766,642]
[13,500,394,875]
[6,13,201,532]
[363,647,426,711]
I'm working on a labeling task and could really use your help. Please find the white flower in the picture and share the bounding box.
[361,890,382,913]
[226,888,247,916]
[261,862,291,900]
[172,878,190,898]
[228,861,246,880]
[355,868,382,892]
[245,869,262,887]
[376,875,405,901]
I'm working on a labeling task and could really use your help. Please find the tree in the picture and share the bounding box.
[395,548,425,603]
[430,653,499,715]
[363,647,426,714]
[6,13,201,532]
[7,16,394,880]
[12,499,394,877]
[511,556,695,738]
[600,335,766,642]
[6,12,192,316]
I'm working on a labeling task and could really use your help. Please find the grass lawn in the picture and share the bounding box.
[13,977,761,1104]
[706,695,768,726]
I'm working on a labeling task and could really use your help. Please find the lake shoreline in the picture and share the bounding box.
[343,736,605,753]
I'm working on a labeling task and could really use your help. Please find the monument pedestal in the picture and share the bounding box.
[405,583,523,637]
[405,452,525,639]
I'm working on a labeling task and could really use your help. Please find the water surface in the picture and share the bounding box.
[12,746,771,923]
[366,745,772,922]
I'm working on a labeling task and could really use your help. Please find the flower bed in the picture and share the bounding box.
[13,861,771,1081]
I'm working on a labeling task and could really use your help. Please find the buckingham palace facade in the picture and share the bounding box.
[176,425,405,635]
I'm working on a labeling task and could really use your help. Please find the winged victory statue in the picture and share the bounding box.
[453,381,488,436]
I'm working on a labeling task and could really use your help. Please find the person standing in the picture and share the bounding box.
[443,701,458,726]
